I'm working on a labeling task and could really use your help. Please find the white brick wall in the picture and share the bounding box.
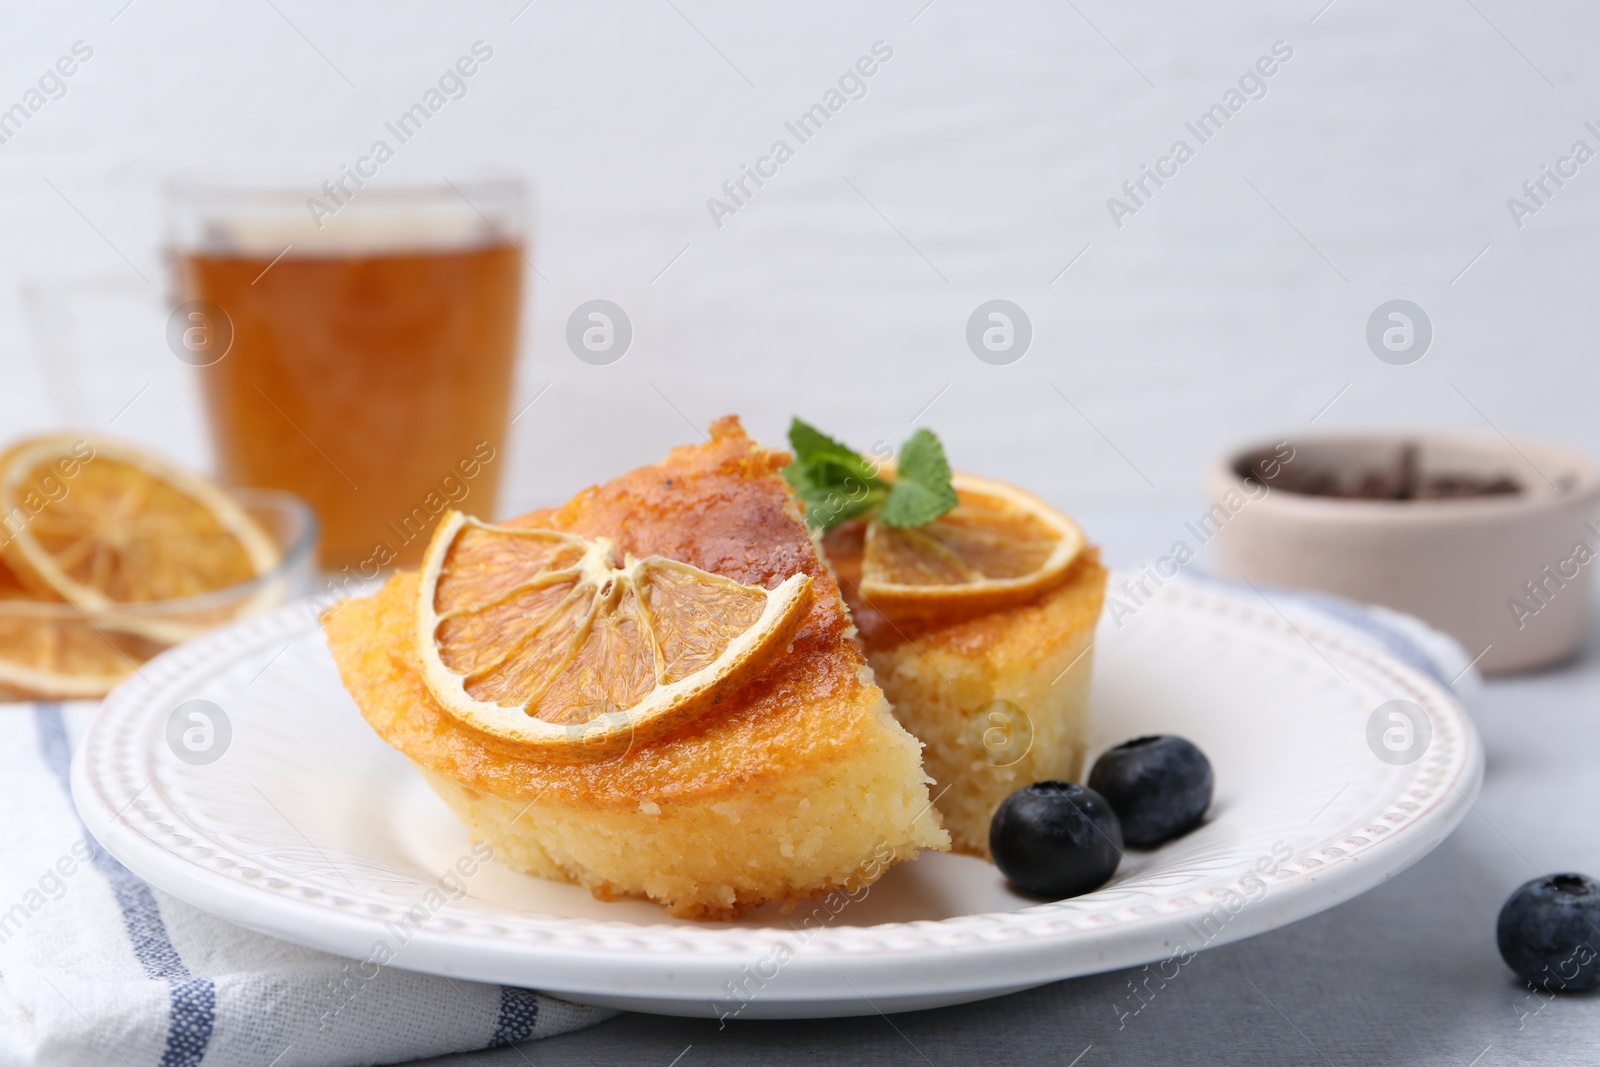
[0,0,1593,523]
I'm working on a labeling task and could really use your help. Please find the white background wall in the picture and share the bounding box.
[1,0,1596,558]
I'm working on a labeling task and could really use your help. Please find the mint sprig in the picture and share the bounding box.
[781,417,958,531]
[878,428,959,527]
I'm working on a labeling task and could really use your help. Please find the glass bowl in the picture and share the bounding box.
[0,489,318,700]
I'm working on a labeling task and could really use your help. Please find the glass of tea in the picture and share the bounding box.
[166,180,525,572]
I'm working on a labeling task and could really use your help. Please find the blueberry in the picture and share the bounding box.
[1496,874,1600,992]
[989,781,1122,899]
[1087,735,1213,848]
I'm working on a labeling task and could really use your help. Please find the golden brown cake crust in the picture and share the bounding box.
[323,416,886,810]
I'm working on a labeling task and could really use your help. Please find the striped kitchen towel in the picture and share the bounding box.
[0,702,613,1067]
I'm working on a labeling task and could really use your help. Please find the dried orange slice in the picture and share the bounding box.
[415,511,814,760]
[0,436,280,628]
[0,554,31,601]
[856,473,1084,619]
[0,597,162,699]
[0,553,163,697]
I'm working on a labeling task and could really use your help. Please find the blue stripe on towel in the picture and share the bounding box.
[488,986,541,1047]
[34,703,216,1067]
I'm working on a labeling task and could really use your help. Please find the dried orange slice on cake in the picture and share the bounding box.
[0,435,281,643]
[415,510,814,760]
[856,472,1085,619]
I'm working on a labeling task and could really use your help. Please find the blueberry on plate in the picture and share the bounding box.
[1087,735,1213,848]
[1497,874,1600,992]
[989,781,1122,899]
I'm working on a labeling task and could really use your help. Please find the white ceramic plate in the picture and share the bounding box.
[73,577,1482,1019]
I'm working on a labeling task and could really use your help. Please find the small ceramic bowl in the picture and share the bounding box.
[1207,431,1600,675]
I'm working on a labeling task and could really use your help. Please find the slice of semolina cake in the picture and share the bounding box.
[324,417,947,919]
[824,516,1108,859]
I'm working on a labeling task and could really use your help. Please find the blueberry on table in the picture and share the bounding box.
[1087,735,1213,848]
[989,781,1122,899]
[1497,874,1600,992]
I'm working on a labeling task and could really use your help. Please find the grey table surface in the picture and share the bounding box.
[405,515,1600,1067]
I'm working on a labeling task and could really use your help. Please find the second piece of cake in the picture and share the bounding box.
[789,422,1107,859]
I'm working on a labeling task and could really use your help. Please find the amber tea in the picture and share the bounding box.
[169,183,525,571]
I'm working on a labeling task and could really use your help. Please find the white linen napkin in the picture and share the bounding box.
[0,701,613,1067]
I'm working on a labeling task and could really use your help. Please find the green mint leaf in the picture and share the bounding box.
[787,417,850,465]
[811,483,886,527]
[878,428,958,528]
[786,418,877,481]
[782,418,887,529]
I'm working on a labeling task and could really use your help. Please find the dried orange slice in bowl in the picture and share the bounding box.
[0,597,165,699]
[857,472,1085,619]
[415,511,814,760]
[0,435,281,642]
